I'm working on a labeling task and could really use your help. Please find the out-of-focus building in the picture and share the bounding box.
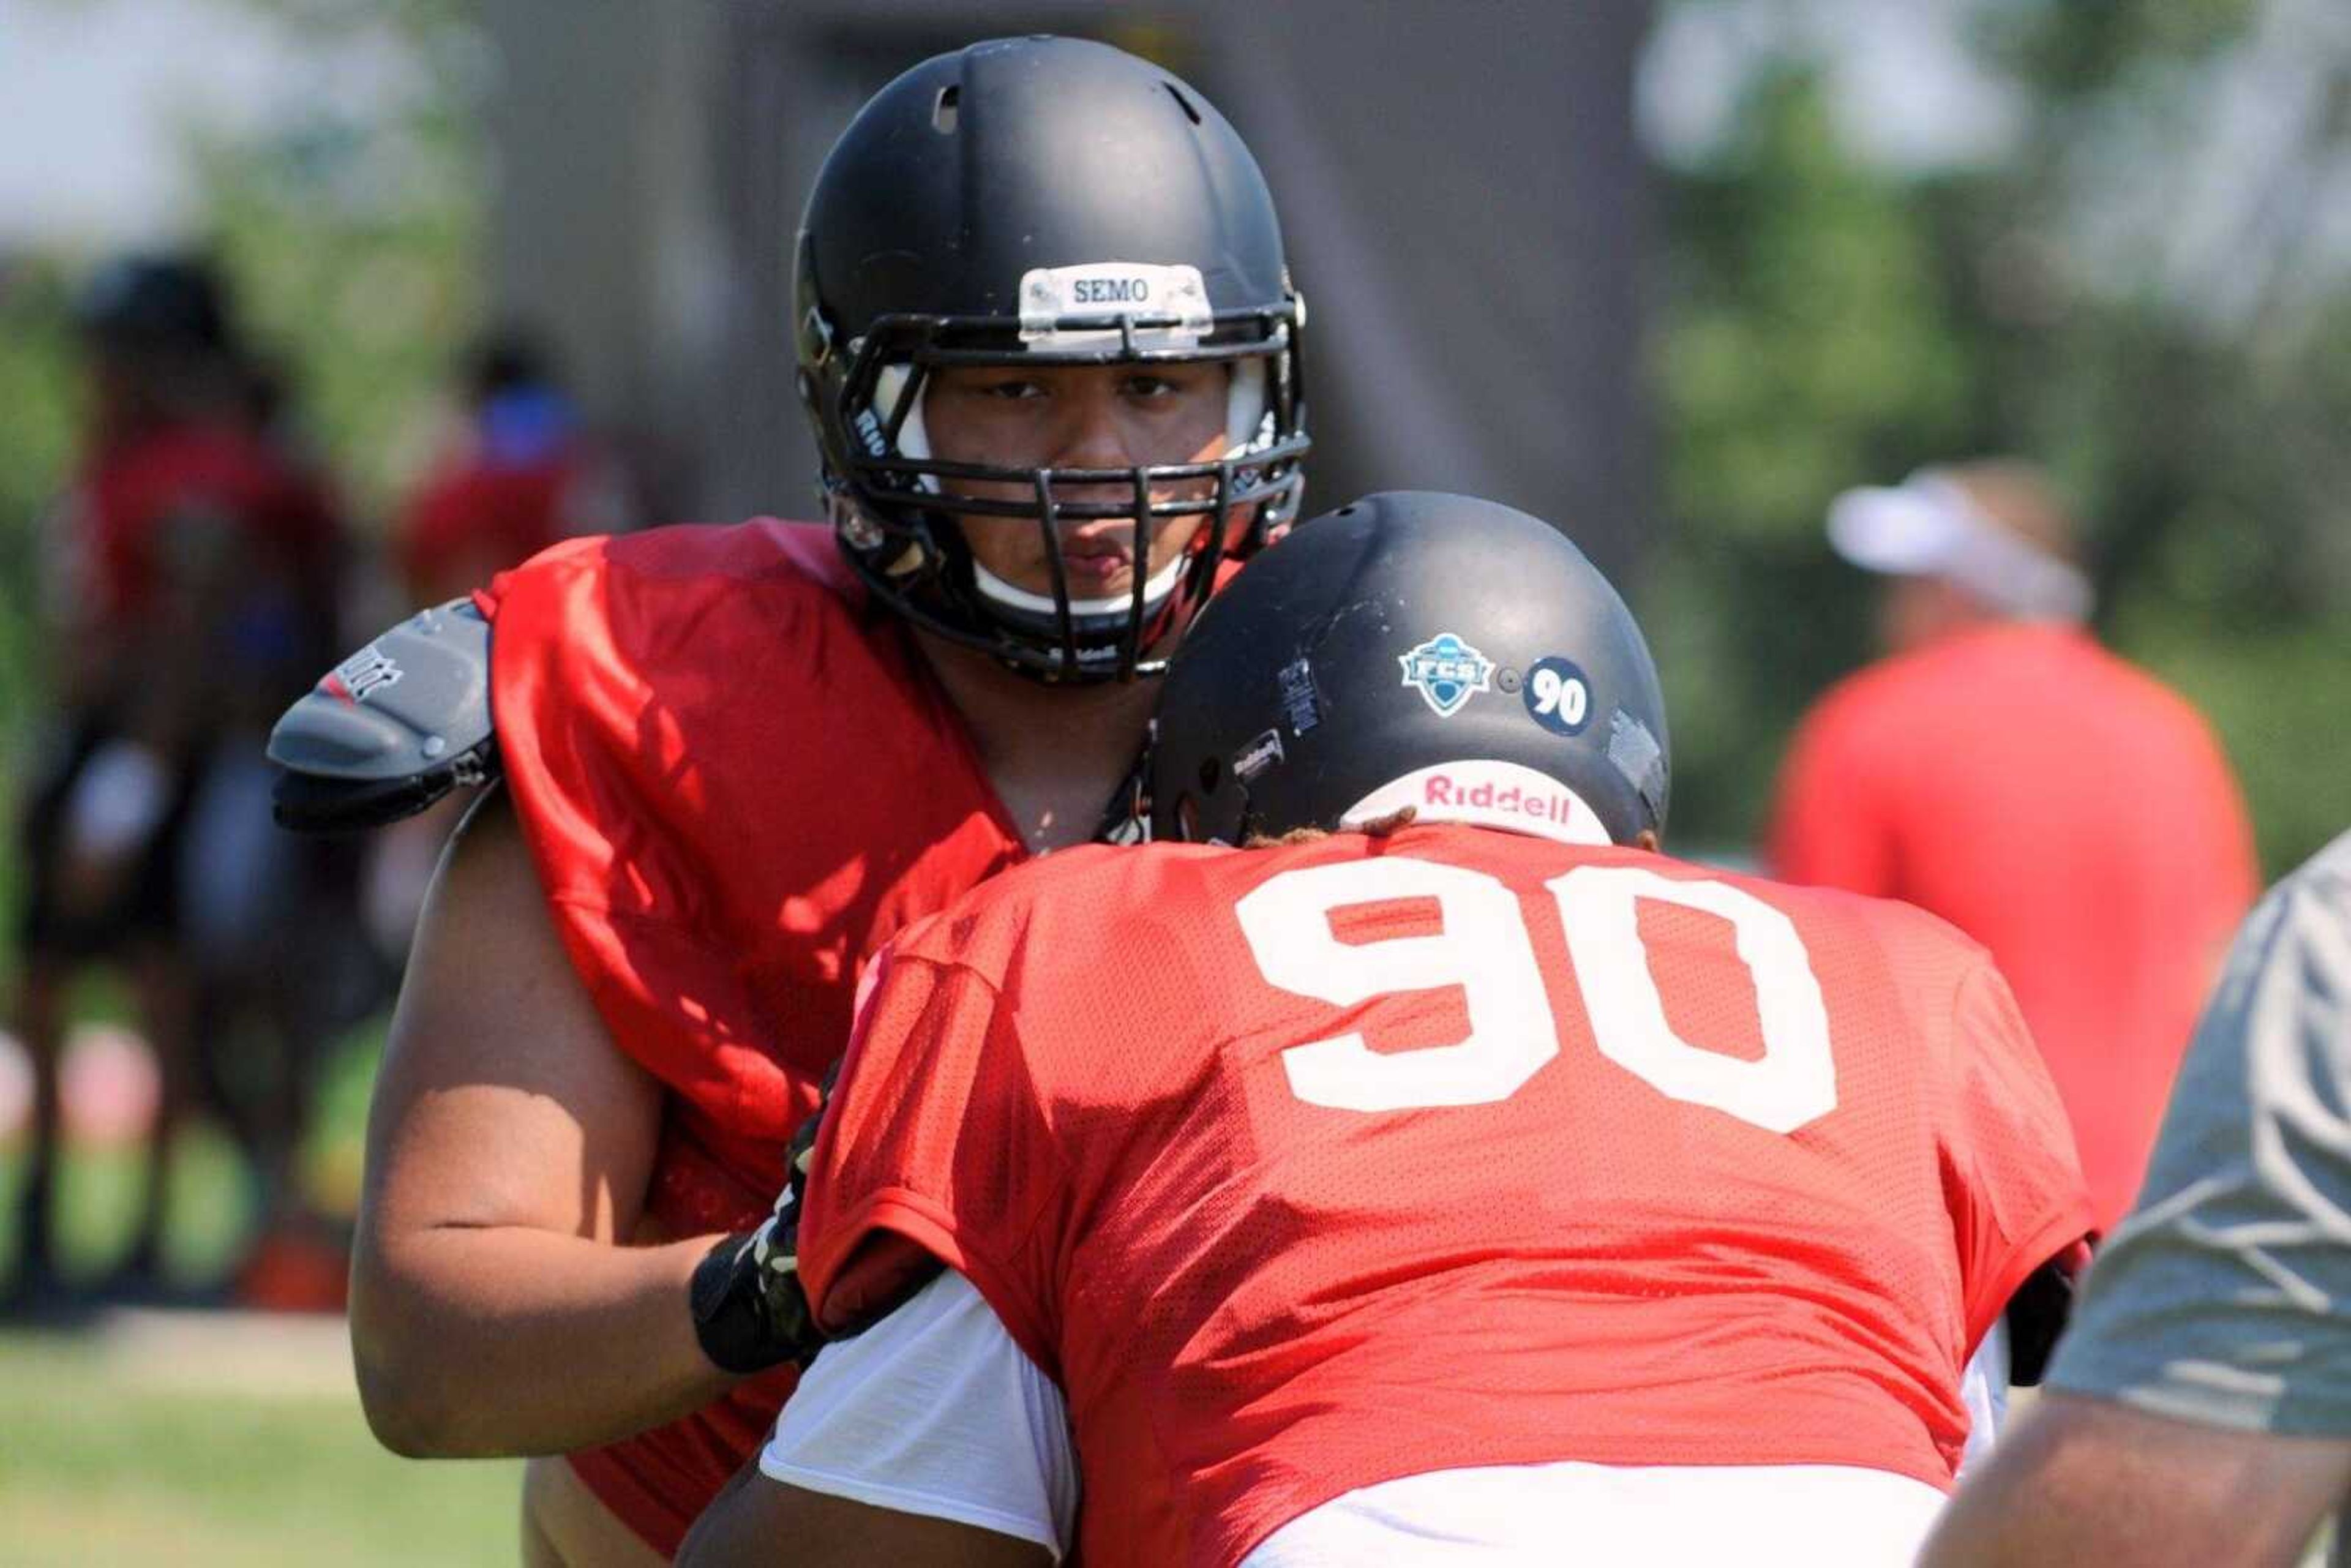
[477,0,1658,579]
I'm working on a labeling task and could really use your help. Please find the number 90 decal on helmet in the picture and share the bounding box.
[795,36,1311,683]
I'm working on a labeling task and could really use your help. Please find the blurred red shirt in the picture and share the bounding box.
[79,418,339,630]
[1768,623,2257,1235]
[396,389,623,606]
[398,454,579,602]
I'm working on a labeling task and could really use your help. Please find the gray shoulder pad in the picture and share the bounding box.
[269,598,500,831]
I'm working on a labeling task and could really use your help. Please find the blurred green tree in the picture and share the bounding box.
[186,0,487,511]
[0,263,80,736]
[1650,65,1984,852]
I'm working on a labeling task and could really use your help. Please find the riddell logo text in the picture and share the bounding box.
[1422,772,1584,827]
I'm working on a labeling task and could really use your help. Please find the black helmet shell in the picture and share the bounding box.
[798,37,1291,345]
[1150,492,1670,847]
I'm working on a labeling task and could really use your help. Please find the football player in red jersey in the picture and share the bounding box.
[11,255,342,1309]
[677,492,2094,1568]
[269,37,1308,1565]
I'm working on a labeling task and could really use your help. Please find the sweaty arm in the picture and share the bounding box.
[677,1270,1069,1568]
[1921,1393,2351,1567]
[1924,835,2351,1567]
[680,1466,1053,1568]
[348,787,738,1456]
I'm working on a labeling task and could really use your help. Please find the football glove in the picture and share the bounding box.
[688,1101,828,1375]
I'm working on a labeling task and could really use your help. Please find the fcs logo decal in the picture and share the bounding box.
[1398,632,1494,718]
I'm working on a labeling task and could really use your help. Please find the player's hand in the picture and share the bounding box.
[689,1105,828,1374]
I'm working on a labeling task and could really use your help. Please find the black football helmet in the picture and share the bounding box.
[1150,492,1671,847]
[795,36,1308,682]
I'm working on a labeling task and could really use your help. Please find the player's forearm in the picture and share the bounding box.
[350,1225,737,1458]
[1921,1395,2350,1568]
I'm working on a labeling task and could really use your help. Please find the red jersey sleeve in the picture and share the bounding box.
[798,929,1070,1378]
[1941,953,2095,1343]
[1768,685,1899,897]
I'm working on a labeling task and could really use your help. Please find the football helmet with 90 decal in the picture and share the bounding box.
[1151,491,1670,849]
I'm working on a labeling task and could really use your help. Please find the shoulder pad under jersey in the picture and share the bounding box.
[268,597,499,831]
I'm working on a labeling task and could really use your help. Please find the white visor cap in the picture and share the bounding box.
[1826,470,2092,623]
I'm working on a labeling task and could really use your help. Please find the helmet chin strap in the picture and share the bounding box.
[972,550,1191,620]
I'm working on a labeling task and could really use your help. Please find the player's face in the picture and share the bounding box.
[924,362,1236,604]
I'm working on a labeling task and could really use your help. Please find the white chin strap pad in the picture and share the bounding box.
[971,550,1190,619]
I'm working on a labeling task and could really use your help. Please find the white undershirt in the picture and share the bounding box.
[759,1269,1078,1556]
[762,1270,1990,1564]
[1959,1316,2009,1473]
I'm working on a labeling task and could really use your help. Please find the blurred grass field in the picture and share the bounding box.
[0,1003,522,1564]
[0,1327,520,1566]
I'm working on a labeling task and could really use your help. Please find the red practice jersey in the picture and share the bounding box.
[800,823,2092,1568]
[484,520,1028,1553]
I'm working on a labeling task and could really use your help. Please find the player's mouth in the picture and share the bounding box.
[1057,528,1138,583]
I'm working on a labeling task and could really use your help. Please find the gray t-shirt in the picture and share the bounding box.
[2049,828,2351,1552]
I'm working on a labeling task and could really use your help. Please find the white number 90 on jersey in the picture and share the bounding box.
[1235,860,1837,1134]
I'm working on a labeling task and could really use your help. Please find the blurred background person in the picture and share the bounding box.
[391,328,630,612]
[360,328,635,964]
[1920,827,2351,1567]
[1766,460,2257,1238]
[9,253,345,1308]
